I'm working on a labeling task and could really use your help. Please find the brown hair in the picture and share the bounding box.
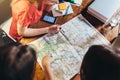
[0,42,37,80]
[80,45,120,80]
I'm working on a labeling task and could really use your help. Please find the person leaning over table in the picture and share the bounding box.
[9,0,60,41]
[43,45,120,80]
[71,45,120,80]
[0,42,56,80]
[22,44,120,80]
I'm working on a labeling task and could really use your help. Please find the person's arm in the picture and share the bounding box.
[42,55,56,80]
[17,22,61,37]
[43,64,55,80]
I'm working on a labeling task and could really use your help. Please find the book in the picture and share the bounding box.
[52,2,73,17]
[87,0,120,23]
[29,14,110,80]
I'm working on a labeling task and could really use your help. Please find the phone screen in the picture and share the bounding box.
[42,15,56,24]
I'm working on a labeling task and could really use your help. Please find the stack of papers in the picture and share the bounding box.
[52,2,73,17]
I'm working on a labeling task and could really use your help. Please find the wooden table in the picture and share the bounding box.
[20,0,93,44]
[20,0,93,80]
[20,0,120,80]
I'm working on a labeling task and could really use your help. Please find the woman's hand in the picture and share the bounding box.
[48,24,61,34]
[42,55,52,67]
[42,55,56,80]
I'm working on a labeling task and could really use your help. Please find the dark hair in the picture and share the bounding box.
[0,42,36,80]
[80,45,120,80]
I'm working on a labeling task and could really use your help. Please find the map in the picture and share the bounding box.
[29,14,110,80]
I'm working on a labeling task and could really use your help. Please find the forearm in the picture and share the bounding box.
[44,65,55,80]
[17,22,60,37]
[22,27,49,37]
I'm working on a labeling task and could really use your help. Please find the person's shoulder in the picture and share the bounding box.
[13,0,30,11]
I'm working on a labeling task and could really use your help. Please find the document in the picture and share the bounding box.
[29,14,110,80]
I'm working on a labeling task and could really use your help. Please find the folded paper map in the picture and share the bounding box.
[29,14,110,80]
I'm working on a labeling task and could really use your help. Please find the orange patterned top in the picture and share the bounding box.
[9,0,44,41]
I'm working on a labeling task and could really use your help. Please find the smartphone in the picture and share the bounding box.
[41,15,57,24]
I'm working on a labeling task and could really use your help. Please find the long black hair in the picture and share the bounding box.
[0,42,36,80]
[80,45,120,80]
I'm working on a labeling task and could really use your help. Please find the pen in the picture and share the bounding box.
[55,9,63,14]
[64,5,70,16]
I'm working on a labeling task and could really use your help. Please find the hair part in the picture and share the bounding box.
[0,42,37,80]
